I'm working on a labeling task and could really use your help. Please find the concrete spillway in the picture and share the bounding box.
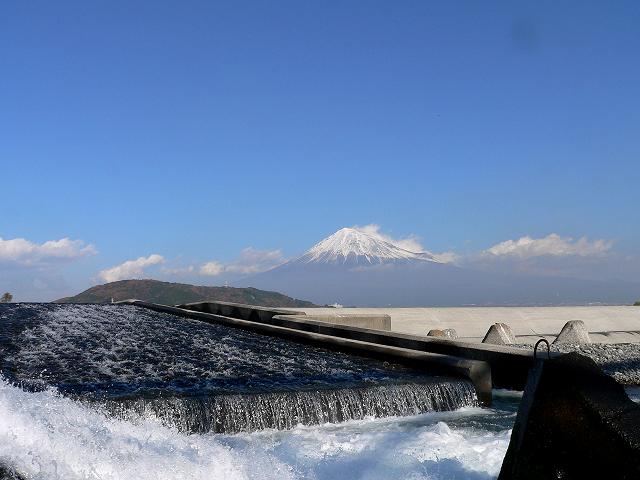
[0,303,480,434]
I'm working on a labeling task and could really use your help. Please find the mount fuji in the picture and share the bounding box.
[241,228,639,307]
[292,227,438,266]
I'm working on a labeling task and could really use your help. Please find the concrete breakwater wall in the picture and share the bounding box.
[125,300,544,400]
[175,301,536,390]
[124,300,496,404]
[179,301,392,330]
[174,302,533,390]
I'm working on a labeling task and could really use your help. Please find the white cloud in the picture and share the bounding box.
[161,265,195,276]
[432,251,460,264]
[199,261,224,276]
[199,248,285,277]
[0,236,96,266]
[349,226,613,266]
[225,248,285,274]
[99,254,165,282]
[352,224,457,263]
[484,234,612,258]
[353,224,425,252]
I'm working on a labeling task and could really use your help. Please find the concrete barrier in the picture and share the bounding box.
[126,300,493,405]
[499,352,640,479]
[178,301,303,324]
[179,302,391,330]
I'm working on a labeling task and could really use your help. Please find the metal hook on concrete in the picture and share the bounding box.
[534,338,550,360]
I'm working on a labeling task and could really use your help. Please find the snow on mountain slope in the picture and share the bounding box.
[292,228,440,265]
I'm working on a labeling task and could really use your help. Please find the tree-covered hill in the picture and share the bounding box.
[54,279,316,307]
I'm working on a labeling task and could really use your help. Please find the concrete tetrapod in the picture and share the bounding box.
[553,320,591,345]
[482,323,516,345]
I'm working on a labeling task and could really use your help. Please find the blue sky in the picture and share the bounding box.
[1,1,639,300]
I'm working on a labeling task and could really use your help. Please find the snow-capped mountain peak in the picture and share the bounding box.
[295,227,439,265]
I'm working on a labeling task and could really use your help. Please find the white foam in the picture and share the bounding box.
[224,410,511,479]
[0,377,294,480]
[0,377,511,479]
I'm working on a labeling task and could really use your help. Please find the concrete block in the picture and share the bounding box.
[428,328,458,339]
[553,320,591,344]
[482,323,516,345]
[498,353,640,479]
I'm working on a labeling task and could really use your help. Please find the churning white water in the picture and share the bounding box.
[0,304,517,478]
[0,378,515,480]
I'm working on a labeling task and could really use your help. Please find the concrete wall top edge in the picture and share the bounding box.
[180,300,304,316]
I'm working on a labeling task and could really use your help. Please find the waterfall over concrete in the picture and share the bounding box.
[102,380,477,433]
[0,303,508,479]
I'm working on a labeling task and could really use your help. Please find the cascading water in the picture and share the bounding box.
[0,303,514,479]
[102,379,478,433]
[0,303,477,433]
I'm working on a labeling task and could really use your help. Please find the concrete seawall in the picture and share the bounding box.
[290,306,640,343]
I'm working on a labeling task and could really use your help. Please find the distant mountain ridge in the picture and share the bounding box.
[55,279,316,307]
[243,228,640,307]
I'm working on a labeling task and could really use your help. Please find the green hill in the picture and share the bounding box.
[54,279,316,307]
